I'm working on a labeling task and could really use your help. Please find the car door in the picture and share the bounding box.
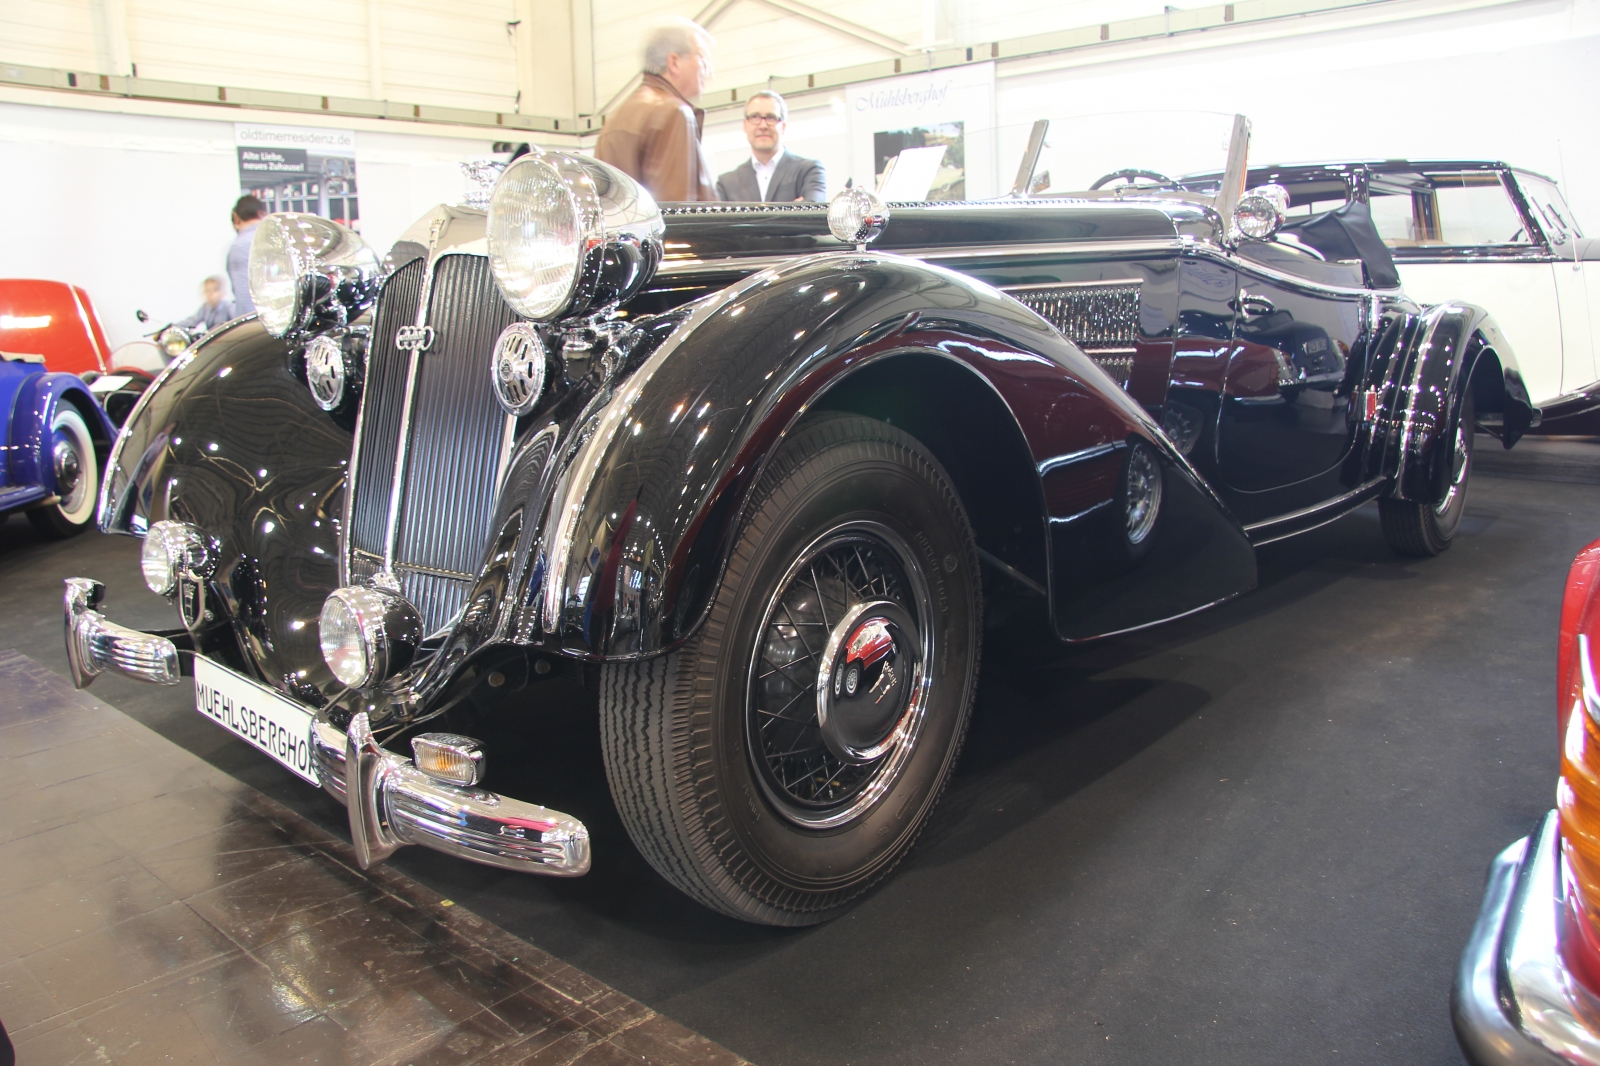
[1212,242,1366,509]
[1374,168,1566,405]
[1517,172,1596,397]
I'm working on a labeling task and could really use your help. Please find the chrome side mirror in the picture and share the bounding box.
[1234,183,1290,241]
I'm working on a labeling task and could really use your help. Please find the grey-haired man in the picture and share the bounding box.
[715,91,826,203]
[595,19,717,202]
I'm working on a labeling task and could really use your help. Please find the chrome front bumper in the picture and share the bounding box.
[62,577,590,878]
[1455,810,1600,1065]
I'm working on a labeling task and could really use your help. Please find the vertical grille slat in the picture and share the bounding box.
[1007,283,1141,387]
[344,254,519,636]
[349,259,425,566]
[393,256,519,632]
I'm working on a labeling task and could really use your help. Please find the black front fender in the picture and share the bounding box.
[529,251,1255,659]
[100,316,351,699]
[1387,303,1535,505]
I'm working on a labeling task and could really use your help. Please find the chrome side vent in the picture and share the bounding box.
[1006,281,1141,387]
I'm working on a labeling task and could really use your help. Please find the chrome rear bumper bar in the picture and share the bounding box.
[63,578,181,688]
[61,577,589,878]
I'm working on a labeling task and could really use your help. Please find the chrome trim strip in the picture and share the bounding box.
[658,239,1400,301]
[383,221,447,571]
[394,560,477,581]
[975,546,1047,598]
[341,340,371,586]
[657,240,1187,279]
[1243,477,1387,545]
[493,411,517,495]
[1048,499,1112,526]
[1001,278,1143,292]
[1037,441,1122,476]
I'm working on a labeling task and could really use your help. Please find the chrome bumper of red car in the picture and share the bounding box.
[1455,810,1600,1065]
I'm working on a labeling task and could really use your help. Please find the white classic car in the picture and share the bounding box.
[1194,159,1599,427]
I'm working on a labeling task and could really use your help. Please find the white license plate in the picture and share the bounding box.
[193,657,319,784]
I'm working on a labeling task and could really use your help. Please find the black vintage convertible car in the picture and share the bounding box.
[65,114,1534,925]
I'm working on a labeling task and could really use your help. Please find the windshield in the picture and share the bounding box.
[735,109,1243,203]
[1003,111,1240,200]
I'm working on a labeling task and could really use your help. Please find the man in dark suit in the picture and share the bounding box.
[715,91,826,203]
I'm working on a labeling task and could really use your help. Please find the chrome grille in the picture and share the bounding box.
[1007,282,1141,386]
[345,254,518,634]
[348,258,425,582]
[391,256,518,632]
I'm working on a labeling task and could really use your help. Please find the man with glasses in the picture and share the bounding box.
[716,91,826,203]
[596,19,717,201]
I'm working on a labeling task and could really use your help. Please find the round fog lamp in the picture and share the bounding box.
[140,524,181,595]
[319,585,423,690]
[140,520,208,596]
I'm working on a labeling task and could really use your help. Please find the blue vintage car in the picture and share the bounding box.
[0,353,117,537]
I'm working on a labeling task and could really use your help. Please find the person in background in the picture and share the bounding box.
[715,91,826,203]
[595,19,717,202]
[227,195,266,315]
[176,275,235,332]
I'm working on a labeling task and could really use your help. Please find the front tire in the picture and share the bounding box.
[1380,387,1475,557]
[599,414,981,925]
[27,406,98,540]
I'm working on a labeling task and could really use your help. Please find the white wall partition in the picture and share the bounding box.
[0,101,535,347]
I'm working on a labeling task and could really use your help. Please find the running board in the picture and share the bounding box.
[1244,478,1387,547]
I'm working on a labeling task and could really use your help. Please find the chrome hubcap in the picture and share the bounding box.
[1435,418,1472,517]
[53,437,82,501]
[746,526,932,829]
[1125,445,1162,545]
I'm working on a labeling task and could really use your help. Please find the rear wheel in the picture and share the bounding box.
[1380,388,1474,557]
[599,414,982,925]
[27,406,98,540]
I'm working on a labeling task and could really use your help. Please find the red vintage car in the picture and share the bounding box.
[0,279,112,376]
[1456,536,1600,1064]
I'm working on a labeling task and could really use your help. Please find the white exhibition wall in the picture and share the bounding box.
[0,101,528,347]
[704,0,1600,225]
[2,0,1595,352]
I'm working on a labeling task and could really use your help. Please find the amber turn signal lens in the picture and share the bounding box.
[411,734,486,787]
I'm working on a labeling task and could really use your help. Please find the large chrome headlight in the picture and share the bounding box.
[249,214,381,338]
[486,152,664,323]
[319,586,423,689]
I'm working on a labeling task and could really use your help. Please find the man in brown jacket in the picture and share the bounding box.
[595,19,718,202]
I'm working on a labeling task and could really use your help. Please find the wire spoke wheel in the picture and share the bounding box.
[747,525,932,828]
[599,413,981,925]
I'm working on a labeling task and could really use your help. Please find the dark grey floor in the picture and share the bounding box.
[5,437,1597,1066]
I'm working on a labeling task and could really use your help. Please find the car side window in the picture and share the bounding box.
[1369,191,1418,245]
[1368,172,1528,248]
[1429,174,1528,245]
[1519,175,1584,248]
